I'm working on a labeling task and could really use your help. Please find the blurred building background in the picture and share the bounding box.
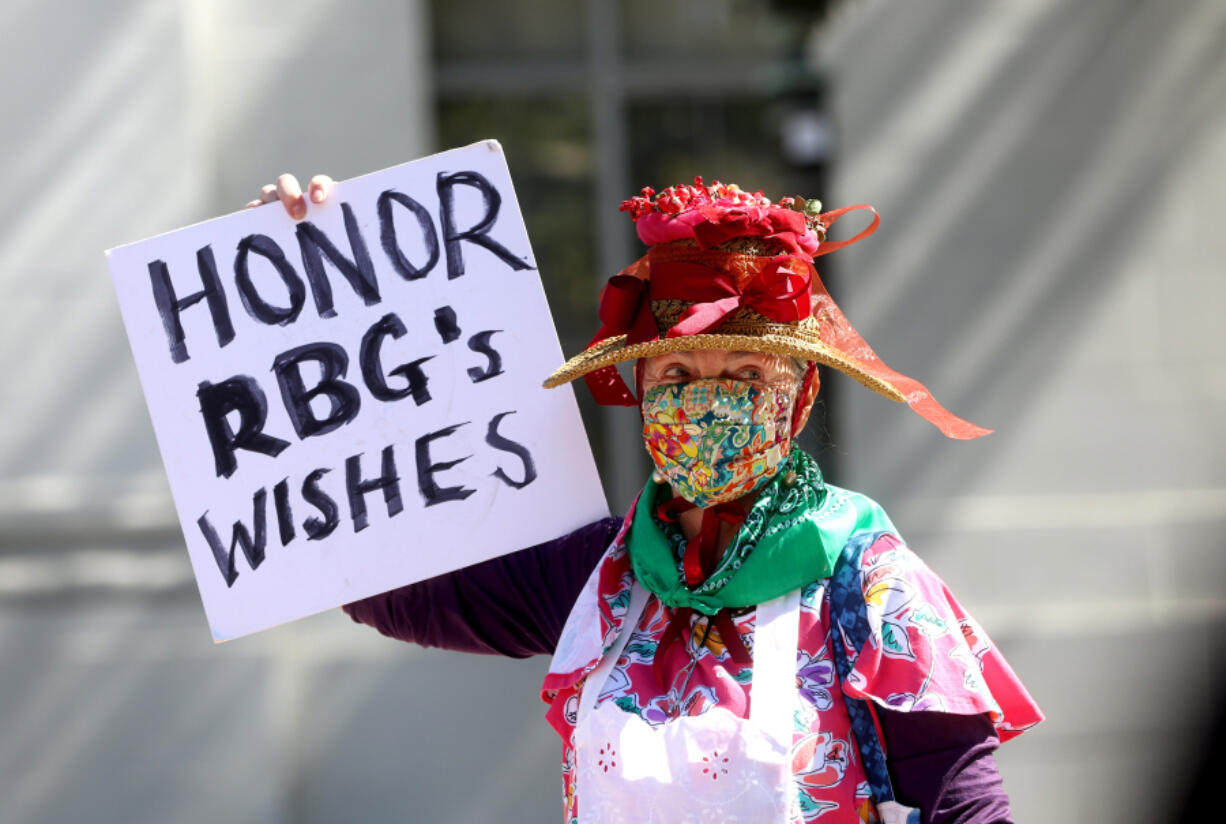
[1,0,1223,821]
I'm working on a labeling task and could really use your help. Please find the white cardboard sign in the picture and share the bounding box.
[107,140,608,641]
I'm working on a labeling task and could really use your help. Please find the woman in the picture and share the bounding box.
[255,176,1042,823]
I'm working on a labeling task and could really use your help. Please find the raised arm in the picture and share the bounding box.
[342,517,620,658]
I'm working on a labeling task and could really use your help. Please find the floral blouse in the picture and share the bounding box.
[542,512,1042,823]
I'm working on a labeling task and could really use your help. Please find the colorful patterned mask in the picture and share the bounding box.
[641,379,794,508]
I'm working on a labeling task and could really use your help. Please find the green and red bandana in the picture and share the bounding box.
[627,449,897,615]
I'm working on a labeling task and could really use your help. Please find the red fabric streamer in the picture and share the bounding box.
[813,204,880,257]
[582,256,652,406]
[807,270,993,439]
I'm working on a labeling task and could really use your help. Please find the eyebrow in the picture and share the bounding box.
[725,355,770,367]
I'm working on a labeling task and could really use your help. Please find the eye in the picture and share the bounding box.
[734,367,764,382]
[661,364,691,381]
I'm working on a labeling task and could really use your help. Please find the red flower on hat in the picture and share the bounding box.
[622,178,822,257]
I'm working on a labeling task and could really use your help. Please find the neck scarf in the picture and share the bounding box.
[628,449,895,615]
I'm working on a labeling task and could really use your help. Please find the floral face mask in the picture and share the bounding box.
[641,378,795,508]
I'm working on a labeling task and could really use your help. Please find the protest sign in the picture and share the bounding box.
[107,140,608,641]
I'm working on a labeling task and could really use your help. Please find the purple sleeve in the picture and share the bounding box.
[341,517,620,658]
[879,709,1014,824]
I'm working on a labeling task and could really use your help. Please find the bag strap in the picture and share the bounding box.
[828,531,921,824]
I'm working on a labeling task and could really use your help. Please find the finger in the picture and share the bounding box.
[245,199,262,209]
[275,173,306,220]
[308,174,334,204]
[259,183,279,204]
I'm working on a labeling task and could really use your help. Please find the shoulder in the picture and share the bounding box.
[816,488,961,650]
[812,485,938,594]
[816,503,1044,736]
[857,533,938,598]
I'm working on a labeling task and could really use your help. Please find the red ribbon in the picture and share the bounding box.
[690,205,813,256]
[582,257,654,406]
[814,204,880,257]
[656,255,813,338]
[591,273,657,347]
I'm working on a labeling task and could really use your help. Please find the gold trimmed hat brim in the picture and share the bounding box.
[542,326,907,403]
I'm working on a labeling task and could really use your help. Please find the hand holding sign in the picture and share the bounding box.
[246,174,336,215]
[107,141,607,642]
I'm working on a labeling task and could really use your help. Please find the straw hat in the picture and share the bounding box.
[543,179,990,440]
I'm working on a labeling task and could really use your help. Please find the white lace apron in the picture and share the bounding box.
[573,584,800,823]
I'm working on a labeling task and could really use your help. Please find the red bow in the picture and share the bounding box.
[580,253,816,406]
[657,255,813,338]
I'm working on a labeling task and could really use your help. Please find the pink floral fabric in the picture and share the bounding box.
[542,521,1042,823]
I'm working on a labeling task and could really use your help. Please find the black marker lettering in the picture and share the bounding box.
[433,305,461,343]
[345,445,404,533]
[273,342,361,439]
[296,201,380,318]
[302,468,340,540]
[486,411,538,489]
[147,246,235,363]
[197,376,291,479]
[234,234,306,325]
[197,488,268,588]
[436,171,534,278]
[466,330,504,383]
[378,189,440,280]
[359,312,433,405]
[273,477,295,546]
[414,423,475,506]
